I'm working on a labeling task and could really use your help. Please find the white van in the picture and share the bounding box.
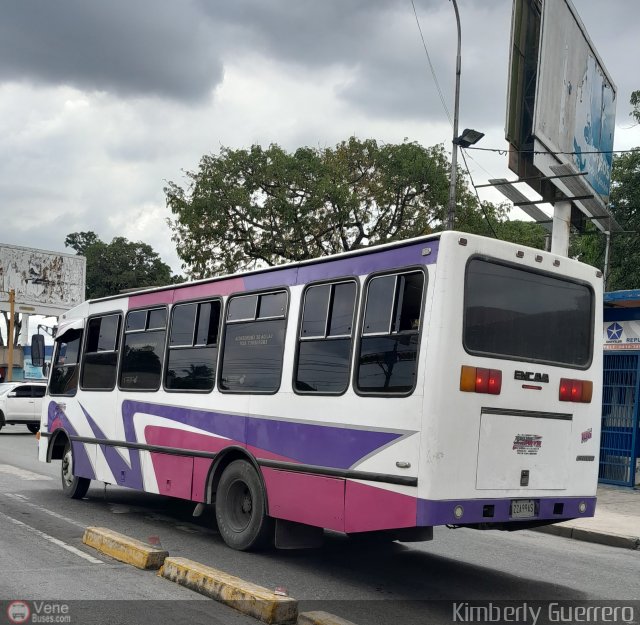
[0,382,47,433]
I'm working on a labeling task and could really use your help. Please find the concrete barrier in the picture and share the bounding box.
[82,527,169,569]
[160,556,298,624]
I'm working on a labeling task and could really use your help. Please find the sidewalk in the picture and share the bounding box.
[535,484,640,550]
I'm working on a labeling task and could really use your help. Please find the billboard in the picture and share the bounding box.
[505,0,619,232]
[533,0,616,210]
[0,244,86,316]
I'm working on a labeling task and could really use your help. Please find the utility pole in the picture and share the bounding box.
[446,0,462,231]
[7,289,15,382]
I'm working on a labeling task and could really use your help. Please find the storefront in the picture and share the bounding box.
[602,290,640,486]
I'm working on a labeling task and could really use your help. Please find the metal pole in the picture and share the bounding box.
[603,231,611,289]
[446,0,462,231]
[7,289,14,382]
[550,200,571,256]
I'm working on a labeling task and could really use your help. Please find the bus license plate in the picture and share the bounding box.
[510,499,536,519]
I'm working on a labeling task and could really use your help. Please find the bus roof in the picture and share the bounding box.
[86,231,444,306]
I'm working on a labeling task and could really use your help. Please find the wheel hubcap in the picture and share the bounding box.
[62,449,74,487]
[226,479,253,532]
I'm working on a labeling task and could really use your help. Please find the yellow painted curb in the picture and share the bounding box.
[82,527,169,570]
[297,611,359,625]
[159,556,298,624]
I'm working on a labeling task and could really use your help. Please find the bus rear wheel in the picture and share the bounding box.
[61,442,91,499]
[215,459,273,551]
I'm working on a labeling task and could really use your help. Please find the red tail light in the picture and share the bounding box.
[559,378,592,403]
[461,366,502,395]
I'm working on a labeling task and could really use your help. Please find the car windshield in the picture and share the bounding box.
[0,383,16,396]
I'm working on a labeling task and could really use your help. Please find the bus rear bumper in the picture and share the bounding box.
[417,496,596,527]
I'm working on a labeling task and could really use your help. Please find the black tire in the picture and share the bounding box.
[61,442,91,499]
[27,423,40,434]
[215,459,273,551]
[0,412,4,432]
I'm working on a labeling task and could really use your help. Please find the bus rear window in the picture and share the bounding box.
[463,259,594,368]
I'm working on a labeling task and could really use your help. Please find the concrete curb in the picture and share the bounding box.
[297,611,360,625]
[159,556,298,624]
[533,524,640,550]
[82,527,169,569]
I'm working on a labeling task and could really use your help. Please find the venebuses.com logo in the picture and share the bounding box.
[6,601,71,624]
[7,602,30,625]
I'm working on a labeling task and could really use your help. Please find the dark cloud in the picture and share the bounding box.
[0,0,223,100]
[202,0,514,126]
[1,0,635,124]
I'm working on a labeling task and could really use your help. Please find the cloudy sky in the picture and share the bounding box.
[2,0,639,276]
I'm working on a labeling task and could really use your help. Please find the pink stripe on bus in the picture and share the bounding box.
[128,290,174,307]
[173,277,246,302]
[149,452,194,499]
[262,467,345,532]
[344,481,417,533]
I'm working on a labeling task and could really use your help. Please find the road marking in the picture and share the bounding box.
[0,463,53,481]
[4,493,86,529]
[0,510,104,565]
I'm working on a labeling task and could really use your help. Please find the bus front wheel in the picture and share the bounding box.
[215,460,273,551]
[61,442,91,499]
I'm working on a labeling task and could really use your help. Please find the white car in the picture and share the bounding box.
[0,382,46,434]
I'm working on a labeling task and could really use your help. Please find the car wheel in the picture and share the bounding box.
[27,423,40,434]
[0,411,4,432]
[215,459,273,551]
[61,442,91,499]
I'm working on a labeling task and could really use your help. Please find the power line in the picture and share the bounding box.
[467,146,640,156]
[409,0,501,239]
[460,149,499,239]
[410,0,452,126]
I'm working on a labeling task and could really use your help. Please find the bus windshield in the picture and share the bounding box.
[463,258,594,368]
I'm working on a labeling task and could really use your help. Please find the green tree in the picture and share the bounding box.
[630,90,640,123]
[65,231,181,299]
[0,312,21,348]
[166,137,544,278]
[573,149,640,290]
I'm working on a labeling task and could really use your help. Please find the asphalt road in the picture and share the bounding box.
[1,425,638,625]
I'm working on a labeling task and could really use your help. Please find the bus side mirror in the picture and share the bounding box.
[31,334,46,367]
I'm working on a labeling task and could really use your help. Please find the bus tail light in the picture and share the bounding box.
[559,378,592,403]
[460,366,502,395]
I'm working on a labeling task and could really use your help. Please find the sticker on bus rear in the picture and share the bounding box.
[512,434,542,455]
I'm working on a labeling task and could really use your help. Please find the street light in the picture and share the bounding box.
[454,128,485,148]
[445,0,484,230]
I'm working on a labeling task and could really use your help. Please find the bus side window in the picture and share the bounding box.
[220,291,288,393]
[165,300,221,391]
[356,271,425,394]
[295,280,357,394]
[49,329,83,396]
[81,314,121,391]
[120,308,167,391]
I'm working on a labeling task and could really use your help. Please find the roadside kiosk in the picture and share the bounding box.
[602,290,640,487]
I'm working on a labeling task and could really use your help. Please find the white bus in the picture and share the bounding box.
[37,231,602,550]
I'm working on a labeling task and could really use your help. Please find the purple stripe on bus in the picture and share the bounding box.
[121,400,246,445]
[297,240,438,284]
[71,440,97,482]
[416,496,597,526]
[128,239,439,310]
[120,400,406,470]
[245,417,401,470]
[243,267,299,290]
[80,403,143,489]
[242,240,439,290]
[47,401,96,481]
